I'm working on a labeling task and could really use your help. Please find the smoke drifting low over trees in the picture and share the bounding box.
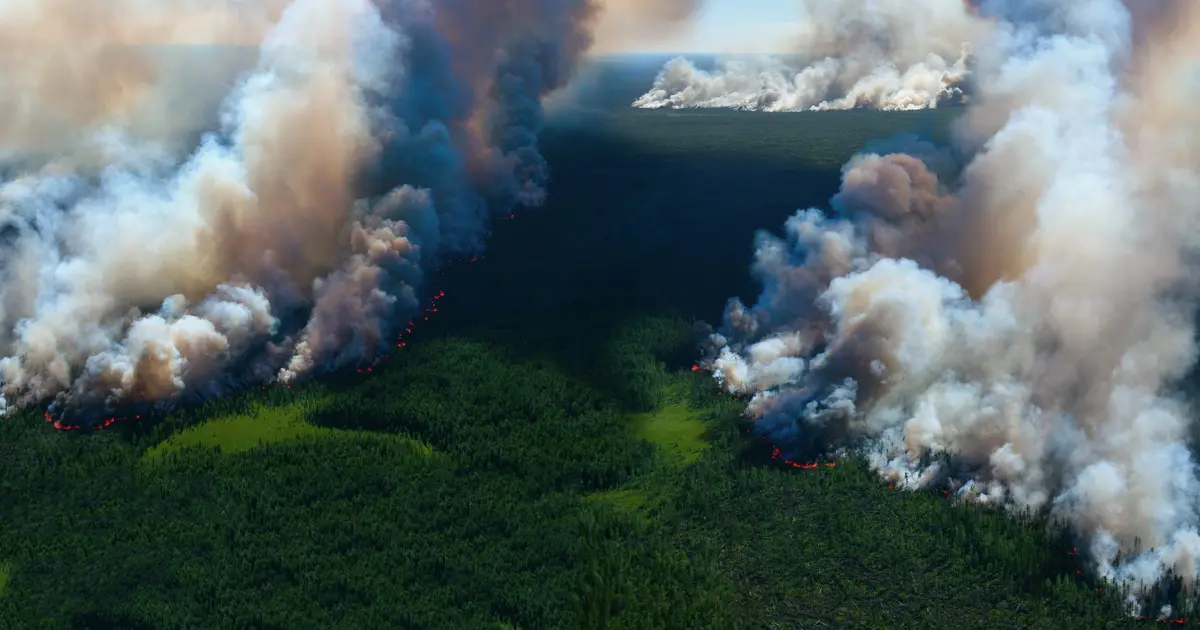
[704,0,1200,610]
[633,0,987,111]
[0,0,621,421]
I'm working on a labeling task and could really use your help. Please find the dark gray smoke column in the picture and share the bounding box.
[705,0,1200,610]
[0,0,602,420]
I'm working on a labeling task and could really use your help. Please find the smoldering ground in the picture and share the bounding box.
[704,0,1200,612]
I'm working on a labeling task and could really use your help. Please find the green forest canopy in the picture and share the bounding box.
[0,82,1168,628]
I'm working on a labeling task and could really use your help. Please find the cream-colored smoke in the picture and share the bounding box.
[633,0,989,111]
[0,0,293,165]
[0,0,603,418]
[0,0,416,413]
[590,0,703,54]
[707,0,1200,608]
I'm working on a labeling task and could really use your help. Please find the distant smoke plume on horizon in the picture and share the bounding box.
[705,0,1200,611]
[0,0,602,421]
[633,0,989,112]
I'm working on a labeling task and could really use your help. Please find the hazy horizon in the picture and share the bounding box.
[599,0,801,54]
[110,0,804,56]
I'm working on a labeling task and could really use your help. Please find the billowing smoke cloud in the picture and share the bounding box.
[705,0,1200,608]
[633,0,990,111]
[0,0,599,421]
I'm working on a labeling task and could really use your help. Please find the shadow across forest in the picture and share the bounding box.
[0,58,1149,630]
[419,124,844,386]
[404,101,959,405]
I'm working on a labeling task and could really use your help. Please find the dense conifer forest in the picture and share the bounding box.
[0,58,1170,628]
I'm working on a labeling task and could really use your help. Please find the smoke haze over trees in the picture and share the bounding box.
[0,0,651,422]
[703,0,1200,610]
[633,0,987,111]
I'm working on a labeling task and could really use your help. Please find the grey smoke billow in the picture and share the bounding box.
[633,0,989,112]
[0,0,601,421]
[705,0,1200,610]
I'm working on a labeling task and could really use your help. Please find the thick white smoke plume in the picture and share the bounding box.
[633,0,989,111]
[0,0,601,422]
[705,0,1200,607]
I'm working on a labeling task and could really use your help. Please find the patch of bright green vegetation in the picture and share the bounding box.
[0,563,10,595]
[0,68,1156,627]
[584,487,649,513]
[628,401,709,466]
[142,399,434,462]
[143,401,325,460]
[621,374,712,467]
